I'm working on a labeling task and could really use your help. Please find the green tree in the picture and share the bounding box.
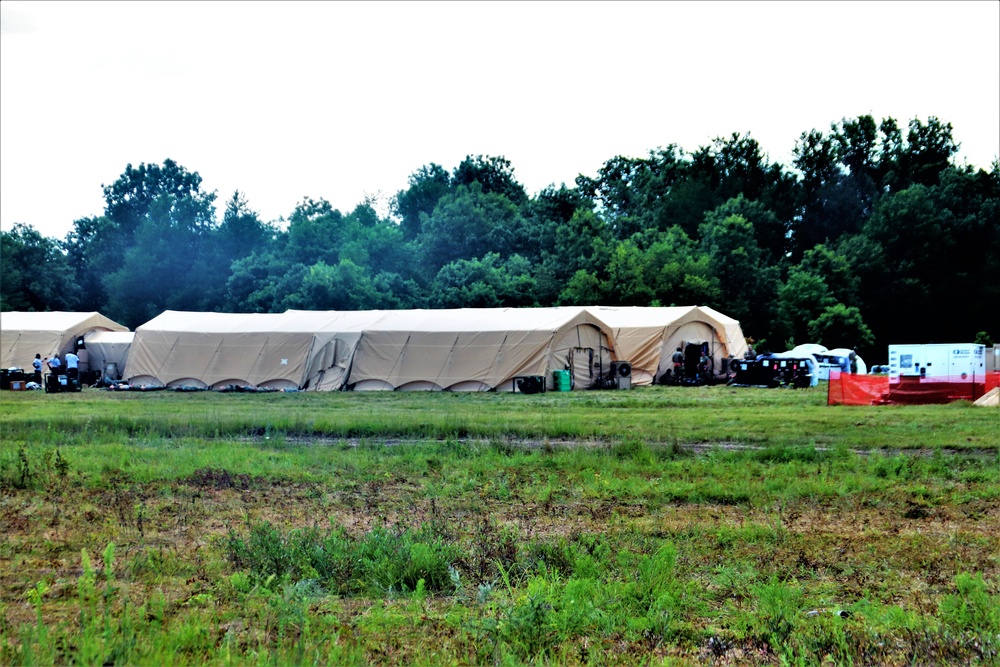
[284,198,345,267]
[705,195,787,264]
[452,154,528,206]
[773,271,835,348]
[604,241,654,306]
[394,163,451,240]
[103,189,219,327]
[225,251,298,312]
[901,116,960,188]
[216,191,275,261]
[640,226,720,306]
[283,259,401,311]
[63,215,115,312]
[557,270,607,306]
[80,159,219,327]
[795,244,859,306]
[807,303,874,350]
[0,224,80,311]
[418,182,525,272]
[854,184,952,345]
[699,210,779,337]
[575,155,648,239]
[430,253,537,308]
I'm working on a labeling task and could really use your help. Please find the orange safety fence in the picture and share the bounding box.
[828,371,1000,406]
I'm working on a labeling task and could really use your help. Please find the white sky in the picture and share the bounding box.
[2,1,998,239]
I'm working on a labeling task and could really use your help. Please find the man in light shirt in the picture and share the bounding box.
[65,351,80,381]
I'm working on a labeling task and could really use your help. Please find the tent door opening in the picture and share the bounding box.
[684,343,703,379]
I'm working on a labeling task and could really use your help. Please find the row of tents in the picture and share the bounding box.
[2,306,747,392]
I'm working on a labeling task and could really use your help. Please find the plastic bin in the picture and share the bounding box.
[552,369,572,392]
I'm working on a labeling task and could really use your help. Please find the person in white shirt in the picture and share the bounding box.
[65,351,80,380]
[32,354,43,383]
[47,355,63,375]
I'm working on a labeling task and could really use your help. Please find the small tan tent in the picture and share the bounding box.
[591,306,748,385]
[1,311,128,371]
[347,307,617,391]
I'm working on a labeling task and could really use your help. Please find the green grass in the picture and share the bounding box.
[1,385,998,665]
[2,383,998,449]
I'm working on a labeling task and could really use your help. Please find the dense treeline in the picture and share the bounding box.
[2,115,998,362]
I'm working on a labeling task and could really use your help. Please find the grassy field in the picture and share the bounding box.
[1,385,998,665]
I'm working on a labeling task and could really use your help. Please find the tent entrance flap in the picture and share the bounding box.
[570,347,595,389]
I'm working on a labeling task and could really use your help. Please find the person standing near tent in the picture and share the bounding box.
[672,347,684,379]
[698,351,712,382]
[65,350,80,381]
[849,349,858,374]
[47,355,63,375]
[32,354,43,384]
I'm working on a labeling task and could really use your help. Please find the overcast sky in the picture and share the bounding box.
[2,1,998,239]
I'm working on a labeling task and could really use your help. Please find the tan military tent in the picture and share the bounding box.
[275,309,390,390]
[125,309,393,390]
[590,306,748,385]
[1,311,128,370]
[347,307,617,391]
[126,311,299,389]
[123,305,749,392]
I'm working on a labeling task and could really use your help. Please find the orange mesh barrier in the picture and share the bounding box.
[827,373,889,405]
[829,371,1000,406]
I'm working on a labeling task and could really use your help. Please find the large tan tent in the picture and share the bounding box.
[347,307,617,391]
[125,310,391,390]
[590,306,748,385]
[1,311,128,371]
[126,311,299,389]
[122,306,749,392]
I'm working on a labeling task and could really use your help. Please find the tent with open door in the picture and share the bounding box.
[82,331,135,381]
[589,306,749,385]
[346,307,618,391]
[1,311,128,372]
[276,309,389,390]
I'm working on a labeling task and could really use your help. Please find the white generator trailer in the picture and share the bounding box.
[888,343,987,384]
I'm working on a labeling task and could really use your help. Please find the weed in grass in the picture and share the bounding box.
[939,572,1000,635]
[610,439,655,465]
[750,575,805,648]
[224,521,461,597]
[17,445,32,489]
